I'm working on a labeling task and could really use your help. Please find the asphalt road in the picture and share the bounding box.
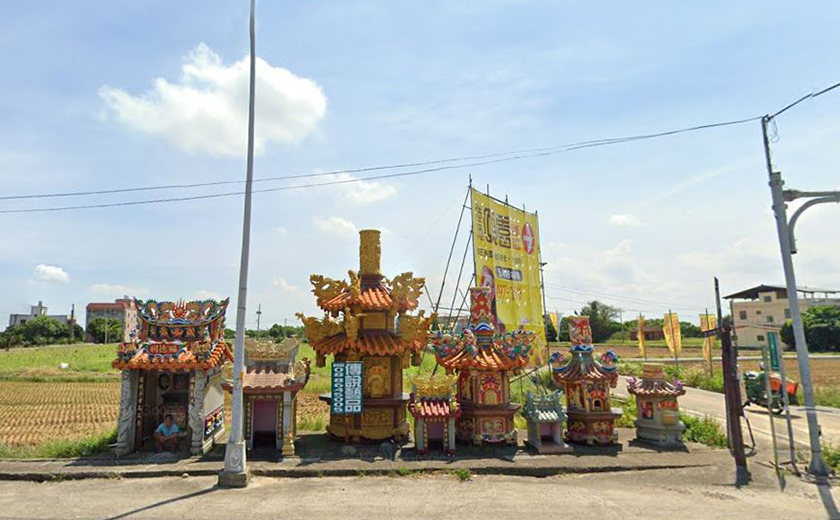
[0,466,828,520]
[614,375,840,449]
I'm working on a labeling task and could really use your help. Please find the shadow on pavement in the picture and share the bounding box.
[103,487,216,520]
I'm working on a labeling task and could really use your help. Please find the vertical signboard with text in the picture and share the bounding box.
[471,188,546,364]
[331,361,364,415]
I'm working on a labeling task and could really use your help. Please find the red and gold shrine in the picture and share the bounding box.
[429,287,533,445]
[550,316,622,445]
[298,229,431,442]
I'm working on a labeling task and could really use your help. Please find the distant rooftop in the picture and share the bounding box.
[724,284,840,300]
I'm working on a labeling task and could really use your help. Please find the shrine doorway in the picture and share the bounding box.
[252,400,278,449]
[137,371,190,451]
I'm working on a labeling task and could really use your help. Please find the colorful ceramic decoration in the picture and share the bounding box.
[113,299,232,456]
[408,374,461,455]
[222,337,310,455]
[429,287,534,445]
[298,229,431,442]
[626,363,686,446]
[522,391,571,453]
[550,316,622,445]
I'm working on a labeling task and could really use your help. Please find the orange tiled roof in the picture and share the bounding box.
[112,341,232,371]
[409,398,460,420]
[436,346,528,372]
[221,366,309,394]
[311,330,421,356]
[319,286,420,313]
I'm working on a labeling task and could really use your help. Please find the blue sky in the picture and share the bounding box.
[1,1,839,328]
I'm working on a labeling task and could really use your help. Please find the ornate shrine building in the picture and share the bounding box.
[298,229,431,442]
[550,316,621,445]
[522,390,570,453]
[408,375,460,455]
[627,363,686,446]
[429,287,533,445]
[113,299,231,455]
[222,338,310,455]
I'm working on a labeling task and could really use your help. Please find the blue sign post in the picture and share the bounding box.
[331,361,363,445]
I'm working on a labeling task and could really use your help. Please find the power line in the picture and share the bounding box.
[544,282,708,312]
[771,79,840,119]
[0,115,762,214]
[5,76,840,214]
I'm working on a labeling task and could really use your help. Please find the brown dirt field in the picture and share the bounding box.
[0,381,120,447]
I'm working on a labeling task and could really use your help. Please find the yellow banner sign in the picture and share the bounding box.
[637,315,647,359]
[471,188,546,364]
[662,312,682,356]
[699,313,717,364]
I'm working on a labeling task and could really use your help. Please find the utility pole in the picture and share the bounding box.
[220,0,257,489]
[716,278,750,486]
[69,304,75,343]
[761,115,838,477]
[256,304,262,335]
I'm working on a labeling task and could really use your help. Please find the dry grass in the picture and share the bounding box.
[0,381,120,448]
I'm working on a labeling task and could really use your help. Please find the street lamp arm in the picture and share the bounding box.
[784,189,840,201]
[788,194,840,254]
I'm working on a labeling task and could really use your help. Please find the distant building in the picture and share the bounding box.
[632,325,665,342]
[724,284,840,348]
[85,298,138,342]
[8,301,69,328]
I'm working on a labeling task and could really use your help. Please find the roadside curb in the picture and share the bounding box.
[0,461,714,482]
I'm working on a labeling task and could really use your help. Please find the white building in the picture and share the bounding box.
[8,301,70,328]
[724,284,840,348]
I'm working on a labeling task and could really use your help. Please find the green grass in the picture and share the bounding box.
[807,387,840,409]
[449,468,471,481]
[823,443,840,473]
[612,397,637,428]
[0,428,117,459]
[681,414,728,448]
[0,343,118,382]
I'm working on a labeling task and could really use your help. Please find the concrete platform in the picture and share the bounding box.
[0,429,724,482]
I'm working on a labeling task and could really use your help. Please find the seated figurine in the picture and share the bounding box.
[154,414,180,452]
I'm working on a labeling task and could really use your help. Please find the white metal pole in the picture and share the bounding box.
[220,0,257,488]
[762,116,829,477]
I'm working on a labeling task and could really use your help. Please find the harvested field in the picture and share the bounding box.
[0,381,120,447]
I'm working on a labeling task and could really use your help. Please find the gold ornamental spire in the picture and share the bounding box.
[359,229,381,276]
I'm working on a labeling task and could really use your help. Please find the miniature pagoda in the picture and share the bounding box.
[113,298,232,455]
[298,229,431,442]
[550,316,622,445]
[522,390,570,453]
[429,286,534,445]
[627,363,687,446]
[408,374,461,455]
[222,337,310,455]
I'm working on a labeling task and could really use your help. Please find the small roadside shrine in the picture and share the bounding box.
[627,363,686,446]
[222,337,310,455]
[429,286,533,445]
[113,299,231,455]
[550,316,622,445]
[522,390,570,453]
[298,229,431,442]
[408,374,461,455]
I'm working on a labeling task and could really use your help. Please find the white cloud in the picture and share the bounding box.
[194,290,223,300]
[89,283,148,297]
[275,226,289,236]
[272,276,305,296]
[313,216,358,237]
[33,264,69,284]
[322,172,398,205]
[99,43,327,157]
[608,213,642,228]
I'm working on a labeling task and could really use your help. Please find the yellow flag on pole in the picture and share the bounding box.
[700,313,717,364]
[663,312,682,355]
[637,314,647,359]
[549,311,560,332]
